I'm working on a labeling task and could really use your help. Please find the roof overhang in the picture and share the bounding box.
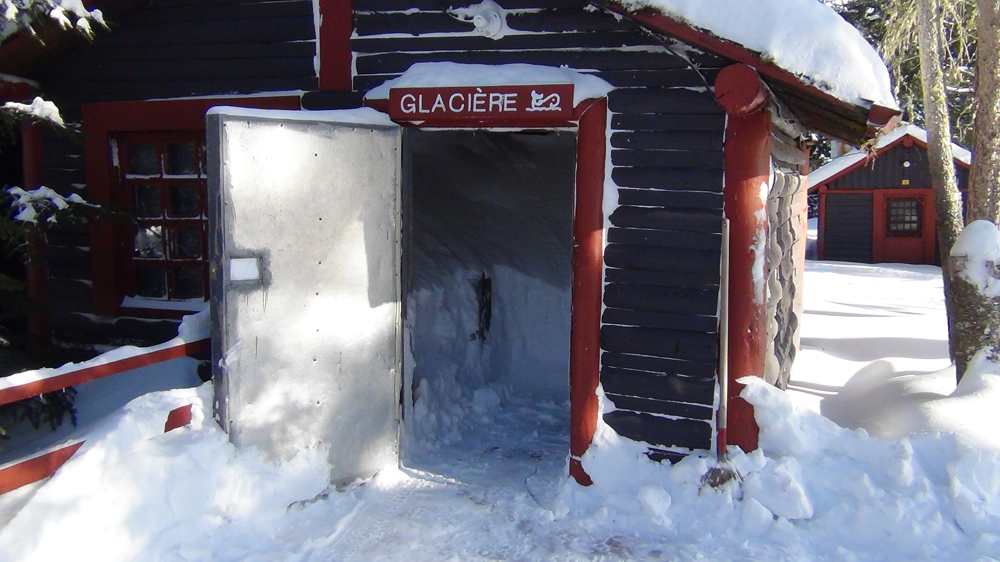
[599,2,901,146]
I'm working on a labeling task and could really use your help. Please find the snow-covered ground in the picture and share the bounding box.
[2,261,1000,561]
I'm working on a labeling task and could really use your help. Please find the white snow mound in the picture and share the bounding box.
[621,0,896,109]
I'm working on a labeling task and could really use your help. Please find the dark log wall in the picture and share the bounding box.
[21,0,317,346]
[826,143,969,191]
[824,193,874,263]
[352,0,727,459]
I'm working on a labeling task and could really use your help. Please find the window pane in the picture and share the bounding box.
[135,226,164,258]
[167,184,200,217]
[135,266,167,298]
[127,143,158,176]
[132,185,161,218]
[165,142,197,176]
[171,226,202,259]
[173,266,204,299]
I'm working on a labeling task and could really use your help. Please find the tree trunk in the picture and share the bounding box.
[971,0,1000,224]
[916,0,971,377]
[951,0,1000,374]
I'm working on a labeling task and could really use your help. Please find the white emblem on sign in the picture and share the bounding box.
[526,90,561,112]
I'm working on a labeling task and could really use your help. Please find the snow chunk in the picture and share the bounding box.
[951,220,1000,298]
[621,0,895,109]
[3,96,64,127]
[366,62,613,107]
[6,186,91,225]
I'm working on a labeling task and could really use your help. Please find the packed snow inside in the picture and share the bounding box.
[405,130,576,454]
[2,261,1000,561]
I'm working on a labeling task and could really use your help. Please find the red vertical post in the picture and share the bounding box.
[318,0,354,91]
[872,192,885,262]
[21,120,50,351]
[715,64,771,453]
[569,99,607,486]
[818,187,827,260]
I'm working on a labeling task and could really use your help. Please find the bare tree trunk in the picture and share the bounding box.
[950,0,1000,374]
[917,0,971,376]
[971,0,1000,224]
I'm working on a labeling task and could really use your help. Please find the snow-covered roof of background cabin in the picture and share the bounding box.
[618,0,896,110]
[809,124,972,187]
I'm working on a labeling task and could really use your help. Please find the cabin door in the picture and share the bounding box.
[207,108,403,485]
[877,193,931,264]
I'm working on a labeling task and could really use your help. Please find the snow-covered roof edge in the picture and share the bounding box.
[809,124,972,188]
[611,0,896,111]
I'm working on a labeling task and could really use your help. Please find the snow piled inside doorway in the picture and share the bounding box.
[405,130,576,450]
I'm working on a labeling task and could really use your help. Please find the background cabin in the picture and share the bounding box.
[810,124,970,265]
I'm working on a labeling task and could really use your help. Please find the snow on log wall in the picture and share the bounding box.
[351,0,727,460]
[22,0,318,346]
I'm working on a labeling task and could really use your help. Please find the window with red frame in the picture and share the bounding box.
[886,197,922,237]
[115,132,208,300]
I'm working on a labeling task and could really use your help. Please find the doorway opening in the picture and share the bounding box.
[402,129,576,482]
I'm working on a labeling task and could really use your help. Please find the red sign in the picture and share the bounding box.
[388,84,574,123]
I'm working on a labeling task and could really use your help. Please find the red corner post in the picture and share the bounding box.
[715,64,771,453]
[22,120,51,350]
[569,98,607,486]
[318,0,354,91]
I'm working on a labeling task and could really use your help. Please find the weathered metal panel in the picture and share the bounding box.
[209,110,402,485]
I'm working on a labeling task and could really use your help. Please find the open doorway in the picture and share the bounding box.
[402,129,576,485]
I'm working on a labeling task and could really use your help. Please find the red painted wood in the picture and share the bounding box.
[318,0,354,91]
[0,339,210,407]
[717,67,771,454]
[82,96,301,316]
[0,76,37,102]
[1,400,195,496]
[0,441,83,495]
[568,98,607,485]
[164,404,193,433]
[872,192,886,262]
[714,64,769,116]
[924,191,937,263]
[388,85,574,123]
[818,187,827,260]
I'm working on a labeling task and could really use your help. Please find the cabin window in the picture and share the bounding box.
[886,197,922,237]
[116,132,208,300]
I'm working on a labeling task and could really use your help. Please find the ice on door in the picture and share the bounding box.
[207,108,402,485]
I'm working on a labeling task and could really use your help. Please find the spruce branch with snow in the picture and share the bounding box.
[0,186,97,261]
[0,0,105,40]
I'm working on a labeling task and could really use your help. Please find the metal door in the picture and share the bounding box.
[207,108,402,485]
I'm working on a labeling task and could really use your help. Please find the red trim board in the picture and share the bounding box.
[0,441,83,496]
[568,99,607,486]
[0,404,195,496]
[0,338,209,407]
[318,0,354,91]
[717,65,771,454]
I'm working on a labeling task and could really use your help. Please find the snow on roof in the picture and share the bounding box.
[365,62,614,107]
[620,0,896,110]
[809,124,972,187]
